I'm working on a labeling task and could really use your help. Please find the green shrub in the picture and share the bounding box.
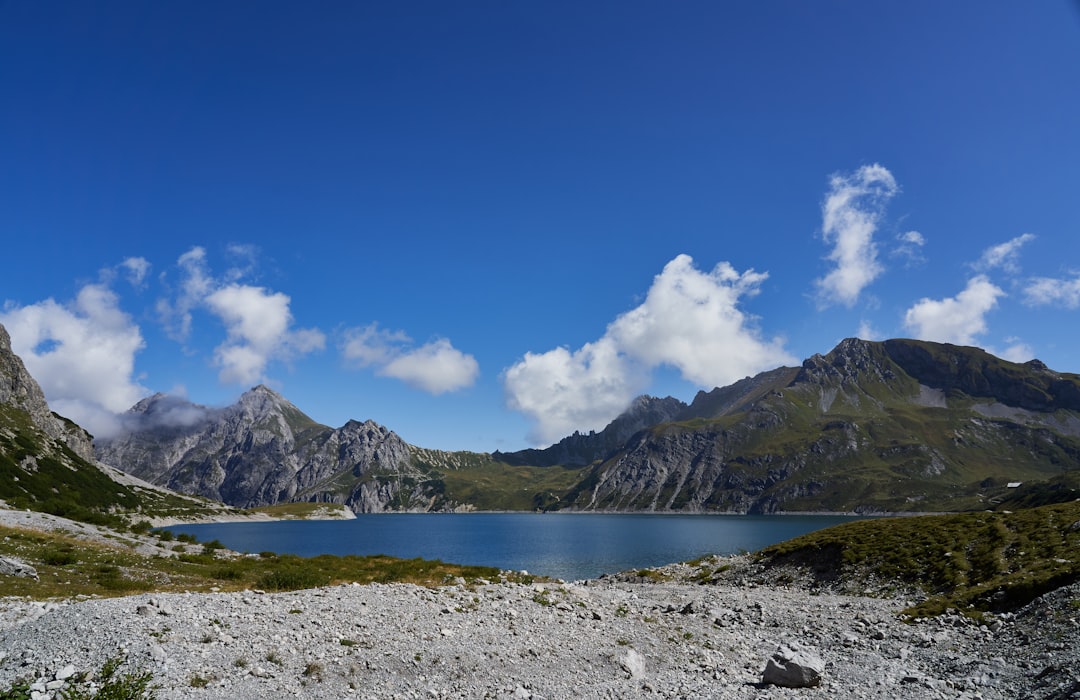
[256,567,330,592]
[41,547,78,566]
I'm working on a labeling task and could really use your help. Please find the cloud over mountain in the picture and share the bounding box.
[814,164,898,308]
[503,254,794,445]
[903,275,1004,345]
[0,280,147,438]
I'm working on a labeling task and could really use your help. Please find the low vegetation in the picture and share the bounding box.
[756,500,1080,618]
[0,524,520,600]
[435,459,585,511]
[0,656,156,700]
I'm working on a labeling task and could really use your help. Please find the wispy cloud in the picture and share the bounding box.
[856,320,882,341]
[814,163,898,308]
[503,254,795,445]
[120,257,151,287]
[342,324,479,394]
[1023,273,1080,309]
[0,279,147,438]
[157,246,325,385]
[156,246,214,342]
[973,233,1035,274]
[902,275,1004,345]
[891,230,926,267]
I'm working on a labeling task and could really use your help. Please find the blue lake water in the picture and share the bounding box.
[165,513,861,581]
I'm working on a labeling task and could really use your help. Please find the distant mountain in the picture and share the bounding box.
[494,395,688,467]
[558,338,1080,513]
[95,386,450,512]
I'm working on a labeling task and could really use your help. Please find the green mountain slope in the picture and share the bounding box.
[556,338,1080,513]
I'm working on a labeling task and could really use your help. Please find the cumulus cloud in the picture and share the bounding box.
[974,233,1035,274]
[1023,274,1080,308]
[0,282,147,438]
[503,254,795,445]
[814,163,898,307]
[205,284,325,385]
[504,337,644,445]
[607,255,792,386]
[342,324,479,394]
[902,276,1004,345]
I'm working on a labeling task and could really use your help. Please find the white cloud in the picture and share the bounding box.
[607,255,793,387]
[503,254,796,446]
[0,283,147,438]
[974,233,1035,274]
[342,324,479,395]
[996,339,1035,363]
[503,338,645,445]
[902,276,1004,345]
[856,320,882,341]
[1023,274,1080,308]
[814,163,898,307]
[120,257,151,287]
[891,230,926,267]
[156,246,324,385]
[157,246,214,341]
[205,284,325,385]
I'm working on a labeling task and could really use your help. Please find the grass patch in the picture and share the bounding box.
[0,523,507,600]
[757,500,1080,617]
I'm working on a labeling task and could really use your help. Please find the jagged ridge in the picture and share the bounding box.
[94,386,448,512]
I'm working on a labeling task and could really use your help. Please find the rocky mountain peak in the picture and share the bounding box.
[0,322,94,460]
[795,337,896,387]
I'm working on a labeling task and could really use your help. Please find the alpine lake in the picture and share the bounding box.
[164,513,863,581]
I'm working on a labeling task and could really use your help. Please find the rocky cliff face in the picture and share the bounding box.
[95,386,446,512]
[0,324,94,461]
[561,338,1080,514]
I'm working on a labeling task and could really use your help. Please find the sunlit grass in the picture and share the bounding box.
[757,500,1080,618]
[0,524,522,600]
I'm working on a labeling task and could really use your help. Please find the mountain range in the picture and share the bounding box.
[3,317,1079,518]
[90,335,1080,514]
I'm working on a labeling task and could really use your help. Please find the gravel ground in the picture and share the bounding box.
[1,509,1078,699]
[1,571,1079,699]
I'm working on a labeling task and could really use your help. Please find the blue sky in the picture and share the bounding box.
[2,2,1079,452]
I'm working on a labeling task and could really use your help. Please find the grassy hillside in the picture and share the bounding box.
[560,339,1080,514]
[755,500,1080,618]
[1,404,240,527]
[409,448,587,511]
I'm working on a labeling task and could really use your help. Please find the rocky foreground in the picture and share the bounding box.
[1,557,1079,700]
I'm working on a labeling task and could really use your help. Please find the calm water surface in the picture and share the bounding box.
[166,513,860,581]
